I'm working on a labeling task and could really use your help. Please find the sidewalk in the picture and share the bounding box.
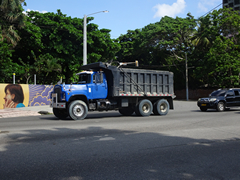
[0,105,53,118]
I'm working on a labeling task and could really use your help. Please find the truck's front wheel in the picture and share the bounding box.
[68,100,88,120]
[53,108,69,119]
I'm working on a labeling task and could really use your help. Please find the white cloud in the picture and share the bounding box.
[197,0,222,12]
[23,9,48,15]
[153,0,186,18]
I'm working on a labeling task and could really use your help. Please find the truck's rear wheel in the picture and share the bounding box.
[119,107,135,116]
[135,99,153,116]
[153,99,169,116]
[68,100,88,120]
[53,108,69,119]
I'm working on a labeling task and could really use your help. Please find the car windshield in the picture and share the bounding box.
[210,90,226,97]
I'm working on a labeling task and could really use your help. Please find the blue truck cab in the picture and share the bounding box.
[72,70,108,100]
[50,70,108,119]
[51,61,175,120]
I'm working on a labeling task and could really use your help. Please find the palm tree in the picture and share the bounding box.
[0,0,26,46]
[191,17,212,50]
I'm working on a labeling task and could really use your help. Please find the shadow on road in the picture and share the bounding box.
[1,126,240,180]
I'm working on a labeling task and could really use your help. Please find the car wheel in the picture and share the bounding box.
[68,100,88,120]
[119,107,135,116]
[153,99,169,115]
[200,107,207,112]
[135,99,153,116]
[53,108,69,119]
[216,102,225,112]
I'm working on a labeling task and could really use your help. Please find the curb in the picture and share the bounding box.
[0,110,41,118]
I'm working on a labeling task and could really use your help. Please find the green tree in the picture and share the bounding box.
[116,29,142,62]
[13,10,120,83]
[18,51,62,84]
[0,41,14,83]
[193,8,240,87]
[191,17,213,49]
[0,0,26,46]
[116,14,197,89]
[206,37,240,87]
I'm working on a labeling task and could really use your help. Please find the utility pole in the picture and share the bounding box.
[186,52,189,101]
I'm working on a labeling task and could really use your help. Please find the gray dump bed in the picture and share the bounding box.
[81,62,174,98]
[118,68,174,97]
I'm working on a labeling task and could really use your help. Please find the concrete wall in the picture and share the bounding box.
[1,84,53,109]
[175,89,215,100]
[0,83,217,109]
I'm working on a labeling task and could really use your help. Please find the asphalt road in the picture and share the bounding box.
[0,100,240,180]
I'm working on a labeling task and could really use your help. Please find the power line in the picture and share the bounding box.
[198,2,223,19]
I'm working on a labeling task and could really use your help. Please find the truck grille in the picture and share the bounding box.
[54,87,62,102]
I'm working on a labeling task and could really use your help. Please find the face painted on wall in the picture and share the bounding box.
[3,89,15,108]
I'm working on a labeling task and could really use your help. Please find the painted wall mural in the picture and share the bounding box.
[0,84,54,109]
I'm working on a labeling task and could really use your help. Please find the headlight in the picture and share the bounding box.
[209,98,217,102]
[198,98,201,101]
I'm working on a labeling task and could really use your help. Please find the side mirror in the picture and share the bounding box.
[100,72,103,83]
[93,74,96,83]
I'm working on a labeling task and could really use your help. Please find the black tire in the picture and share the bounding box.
[153,99,169,115]
[53,108,69,119]
[68,100,88,120]
[118,107,134,116]
[200,107,208,112]
[216,102,225,112]
[135,99,153,116]
[119,107,135,116]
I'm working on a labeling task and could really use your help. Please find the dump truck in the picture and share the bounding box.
[50,61,175,120]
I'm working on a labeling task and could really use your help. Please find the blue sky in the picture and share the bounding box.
[23,0,222,38]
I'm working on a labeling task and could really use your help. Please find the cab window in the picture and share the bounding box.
[93,73,101,84]
[78,74,90,84]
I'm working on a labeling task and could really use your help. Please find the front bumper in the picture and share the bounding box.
[50,93,66,108]
[197,101,217,109]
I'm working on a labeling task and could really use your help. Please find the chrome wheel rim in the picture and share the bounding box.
[219,103,224,111]
[160,103,167,113]
[142,103,151,113]
[73,104,84,117]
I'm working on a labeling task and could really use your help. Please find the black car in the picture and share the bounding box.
[197,88,240,112]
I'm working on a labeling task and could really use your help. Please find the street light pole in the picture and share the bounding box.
[83,10,109,65]
[83,14,87,65]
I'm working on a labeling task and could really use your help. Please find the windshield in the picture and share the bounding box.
[78,74,91,84]
[210,90,226,97]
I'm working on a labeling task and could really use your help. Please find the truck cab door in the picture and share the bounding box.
[92,72,108,99]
